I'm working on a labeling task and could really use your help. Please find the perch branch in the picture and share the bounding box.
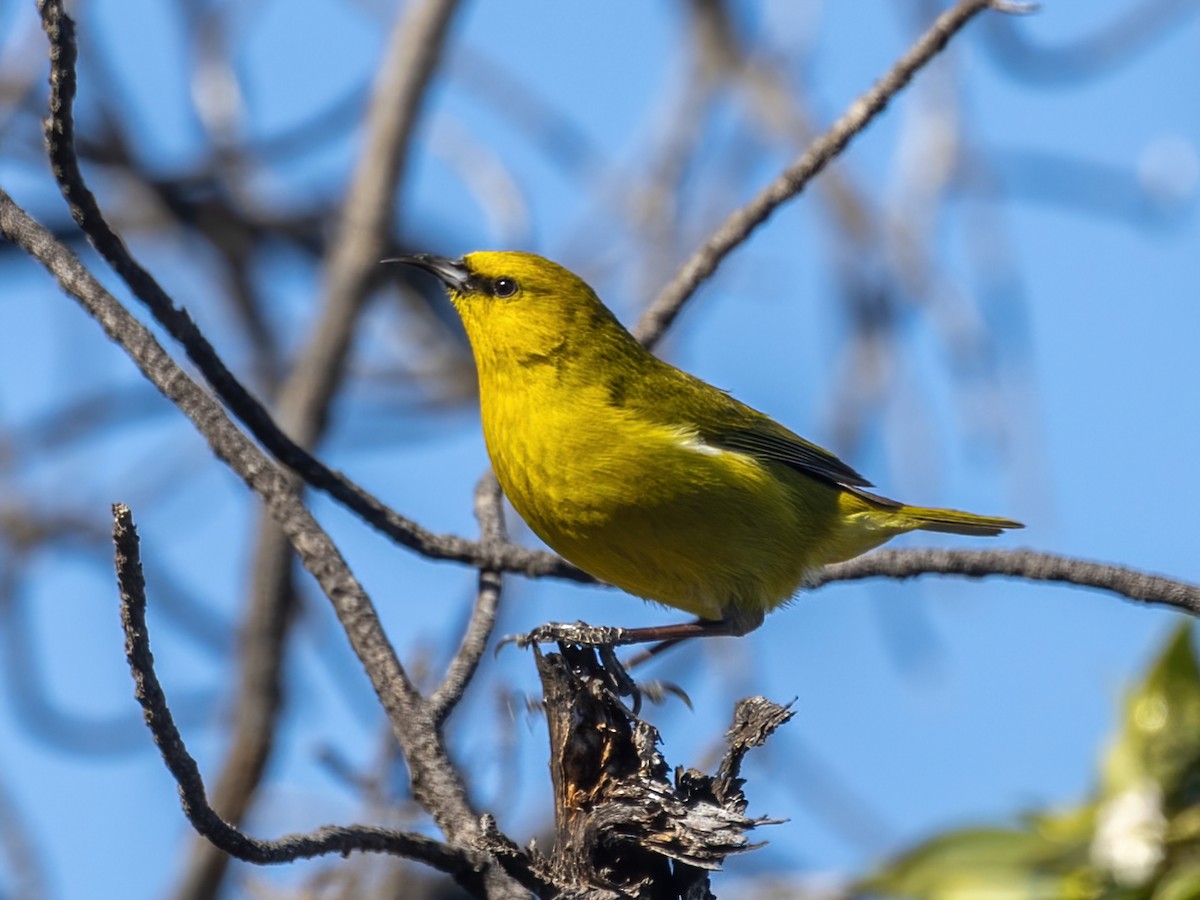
[814,548,1200,615]
[536,646,790,897]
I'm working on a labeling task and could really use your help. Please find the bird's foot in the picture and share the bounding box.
[572,642,691,717]
[499,621,692,716]
[506,620,631,650]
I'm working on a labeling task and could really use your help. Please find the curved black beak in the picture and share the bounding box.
[385,253,470,292]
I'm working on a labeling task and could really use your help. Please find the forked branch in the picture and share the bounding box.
[112,504,503,893]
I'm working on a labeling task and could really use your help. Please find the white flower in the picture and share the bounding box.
[1090,779,1167,887]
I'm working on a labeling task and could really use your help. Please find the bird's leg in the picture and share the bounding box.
[513,607,765,660]
[513,617,726,650]
[509,619,731,715]
[622,609,766,669]
[624,635,688,669]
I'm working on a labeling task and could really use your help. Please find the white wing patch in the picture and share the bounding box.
[671,428,727,457]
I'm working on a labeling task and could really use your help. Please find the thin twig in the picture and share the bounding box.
[430,473,507,725]
[111,504,495,893]
[633,0,1033,348]
[815,548,1200,615]
[174,541,293,897]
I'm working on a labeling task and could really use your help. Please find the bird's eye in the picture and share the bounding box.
[493,277,518,298]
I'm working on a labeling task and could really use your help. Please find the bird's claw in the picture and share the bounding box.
[587,664,692,719]
[636,679,693,711]
[496,621,695,717]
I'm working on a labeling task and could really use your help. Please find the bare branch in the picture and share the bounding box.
[111,504,496,894]
[172,4,468,892]
[430,473,507,726]
[33,0,586,585]
[633,0,1033,348]
[174,544,294,898]
[0,192,523,889]
[815,548,1200,616]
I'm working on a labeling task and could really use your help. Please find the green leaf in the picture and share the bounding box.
[861,827,1097,899]
[1102,623,1200,803]
[1152,862,1200,900]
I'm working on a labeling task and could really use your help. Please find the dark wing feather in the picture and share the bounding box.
[613,356,872,488]
[704,426,872,487]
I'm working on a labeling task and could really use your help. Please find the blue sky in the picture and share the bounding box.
[1,0,1198,897]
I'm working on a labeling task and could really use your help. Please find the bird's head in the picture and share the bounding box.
[393,251,633,376]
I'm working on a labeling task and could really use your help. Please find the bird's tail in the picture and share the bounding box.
[894,504,1023,537]
[845,487,1023,537]
[821,489,1021,566]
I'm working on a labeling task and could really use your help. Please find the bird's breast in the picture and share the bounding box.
[476,377,823,619]
[480,380,661,535]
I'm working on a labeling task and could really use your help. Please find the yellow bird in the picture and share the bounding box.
[399,251,1021,645]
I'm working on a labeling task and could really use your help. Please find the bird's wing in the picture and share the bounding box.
[626,363,872,488]
[702,424,872,487]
